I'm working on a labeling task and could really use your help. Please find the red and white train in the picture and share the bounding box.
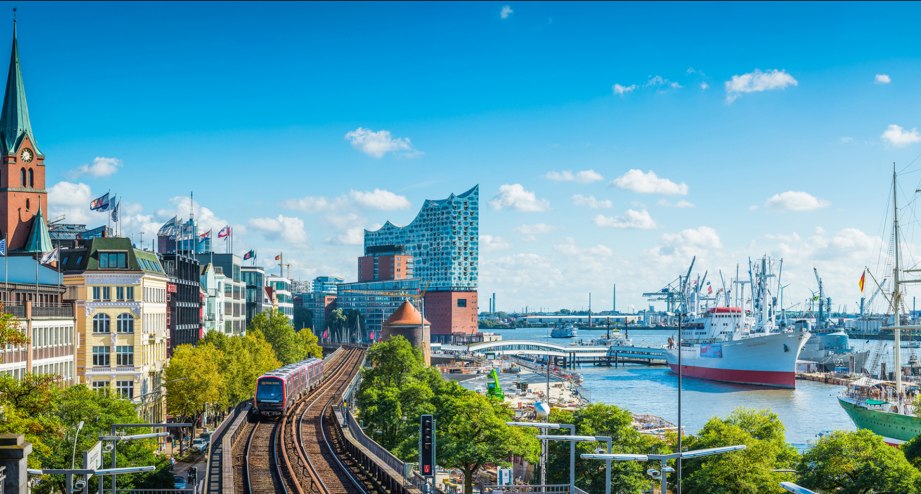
[253,357,325,417]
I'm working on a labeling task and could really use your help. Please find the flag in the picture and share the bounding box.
[199,229,211,240]
[110,200,120,223]
[859,271,866,293]
[708,285,713,295]
[90,193,110,211]
[243,250,255,261]
[0,238,7,257]
[369,331,375,340]
[275,253,282,261]
[40,247,59,265]
[218,225,231,239]
[322,329,329,339]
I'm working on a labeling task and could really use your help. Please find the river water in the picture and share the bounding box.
[486,327,856,444]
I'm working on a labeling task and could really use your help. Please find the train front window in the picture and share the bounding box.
[257,380,283,402]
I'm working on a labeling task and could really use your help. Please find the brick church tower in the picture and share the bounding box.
[0,21,48,252]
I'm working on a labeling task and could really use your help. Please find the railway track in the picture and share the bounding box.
[242,348,368,494]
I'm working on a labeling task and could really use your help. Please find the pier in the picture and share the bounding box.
[460,340,668,368]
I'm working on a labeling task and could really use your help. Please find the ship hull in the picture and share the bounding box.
[838,396,921,443]
[666,331,809,388]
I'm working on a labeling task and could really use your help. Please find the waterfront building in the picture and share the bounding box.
[241,265,269,325]
[159,252,201,354]
[336,278,421,339]
[199,263,227,335]
[312,276,342,295]
[363,186,479,342]
[266,274,293,322]
[60,237,169,423]
[196,253,244,334]
[0,257,76,385]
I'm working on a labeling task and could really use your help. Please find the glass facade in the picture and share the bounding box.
[336,278,422,339]
[363,185,478,291]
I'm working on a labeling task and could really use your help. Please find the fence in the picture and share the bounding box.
[480,486,586,494]
[0,465,5,494]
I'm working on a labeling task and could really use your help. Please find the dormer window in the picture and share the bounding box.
[99,251,128,269]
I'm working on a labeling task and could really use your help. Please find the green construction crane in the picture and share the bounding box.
[486,368,505,400]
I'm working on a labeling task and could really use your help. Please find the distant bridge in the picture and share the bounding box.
[463,340,666,368]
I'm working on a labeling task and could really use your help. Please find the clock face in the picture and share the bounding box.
[21,148,32,163]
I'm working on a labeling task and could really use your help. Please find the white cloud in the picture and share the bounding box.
[653,226,722,259]
[157,196,232,236]
[593,209,656,230]
[283,196,336,213]
[765,191,829,212]
[332,227,364,246]
[875,74,891,85]
[645,75,682,90]
[48,181,96,224]
[658,199,695,208]
[724,69,797,103]
[248,214,308,245]
[700,82,709,91]
[490,184,549,212]
[348,189,411,211]
[500,5,513,19]
[572,194,612,209]
[612,83,637,96]
[480,234,511,252]
[545,169,603,183]
[612,169,688,196]
[881,124,921,147]
[344,127,419,158]
[68,157,122,178]
[515,223,554,241]
[553,237,613,258]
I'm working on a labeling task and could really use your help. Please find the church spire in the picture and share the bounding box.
[0,14,39,156]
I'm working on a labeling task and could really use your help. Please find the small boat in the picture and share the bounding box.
[551,322,578,338]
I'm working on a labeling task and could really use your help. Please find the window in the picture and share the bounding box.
[102,287,110,300]
[28,168,33,187]
[92,314,110,333]
[92,381,109,392]
[99,252,128,269]
[457,298,467,308]
[92,346,110,366]
[116,346,133,366]
[116,380,133,400]
[19,167,24,187]
[116,287,124,300]
[116,313,134,333]
[126,286,134,300]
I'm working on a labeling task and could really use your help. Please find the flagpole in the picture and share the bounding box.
[3,234,7,308]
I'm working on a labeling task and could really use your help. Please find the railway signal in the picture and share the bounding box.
[419,414,436,479]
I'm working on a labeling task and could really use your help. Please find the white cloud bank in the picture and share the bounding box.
[248,214,308,245]
[345,127,419,158]
[765,191,829,211]
[594,209,656,230]
[490,184,549,212]
[545,169,603,183]
[572,194,612,209]
[68,157,122,178]
[500,5,513,19]
[875,74,891,84]
[881,124,921,147]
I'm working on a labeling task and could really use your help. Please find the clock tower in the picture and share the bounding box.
[0,21,47,252]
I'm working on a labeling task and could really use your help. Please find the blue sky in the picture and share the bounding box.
[20,2,921,312]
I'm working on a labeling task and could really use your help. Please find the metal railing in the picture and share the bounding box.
[481,486,575,493]
[32,305,75,318]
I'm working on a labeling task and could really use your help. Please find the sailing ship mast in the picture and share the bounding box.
[892,166,903,393]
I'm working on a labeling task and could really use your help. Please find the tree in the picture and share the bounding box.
[799,429,919,493]
[681,408,798,494]
[164,343,224,437]
[293,306,314,331]
[250,310,302,364]
[324,308,347,341]
[545,404,667,494]
[295,327,323,360]
[0,310,28,359]
[202,330,281,407]
[438,391,539,494]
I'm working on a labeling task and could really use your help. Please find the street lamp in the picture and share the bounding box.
[506,421,575,492]
[582,444,747,494]
[536,434,612,494]
[70,421,85,469]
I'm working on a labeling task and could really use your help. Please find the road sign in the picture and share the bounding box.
[83,441,102,481]
[419,414,436,477]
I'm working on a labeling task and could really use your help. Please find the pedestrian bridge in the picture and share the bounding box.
[467,340,609,358]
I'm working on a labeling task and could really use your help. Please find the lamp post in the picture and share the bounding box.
[506,421,575,492]
[70,421,85,469]
[582,444,746,494]
[536,434,612,494]
[100,432,170,494]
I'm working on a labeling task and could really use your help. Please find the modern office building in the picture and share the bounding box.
[266,275,293,322]
[197,253,245,334]
[157,216,211,254]
[312,276,343,295]
[49,223,108,249]
[0,258,77,385]
[61,238,170,423]
[363,186,479,341]
[200,263,227,335]
[159,252,201,354]
[335,278,421,340]
[241,265,269,325]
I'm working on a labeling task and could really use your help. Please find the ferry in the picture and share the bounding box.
[665,256,810,388]
[551,322,578,338]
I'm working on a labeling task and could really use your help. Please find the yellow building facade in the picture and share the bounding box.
[62,238,169,423]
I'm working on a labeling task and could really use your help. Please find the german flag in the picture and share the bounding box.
[859,270,866,293]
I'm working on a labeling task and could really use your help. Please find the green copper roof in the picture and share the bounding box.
[22,207,52,254]
[0,23,39,156]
